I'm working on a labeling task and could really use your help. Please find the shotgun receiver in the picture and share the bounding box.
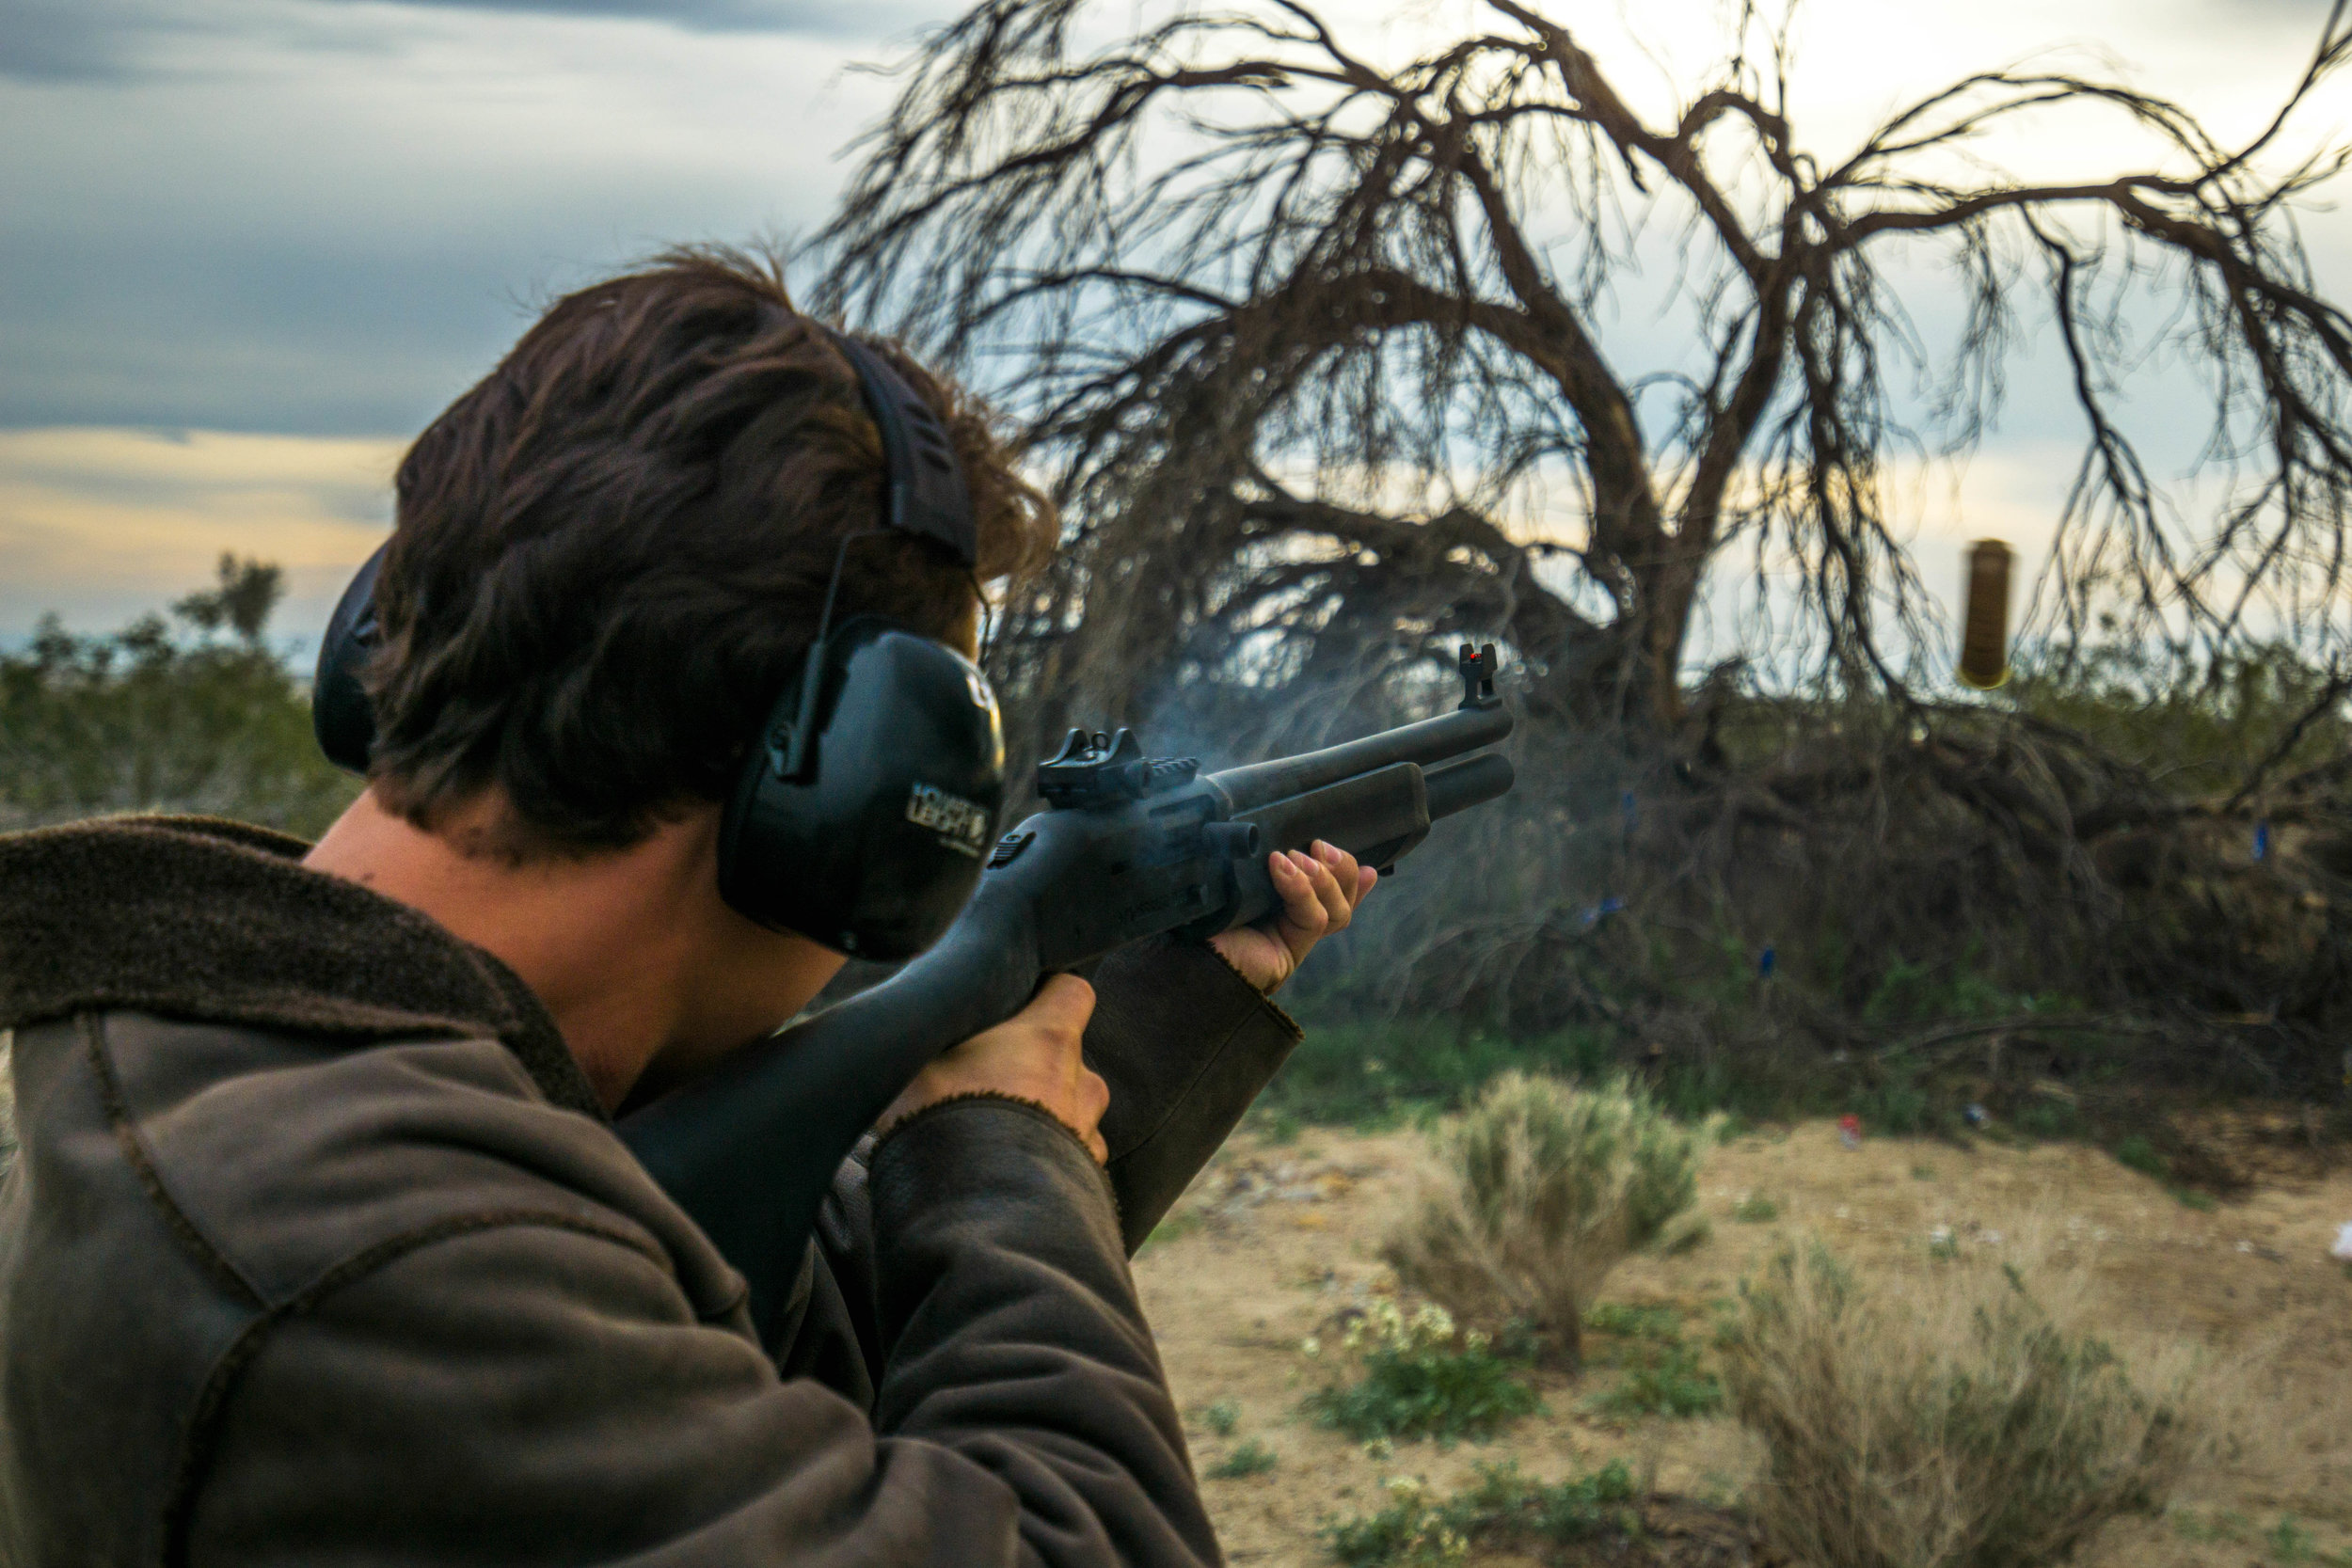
[619,643,1516,1340]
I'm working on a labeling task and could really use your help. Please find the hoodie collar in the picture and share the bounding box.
[0,816,605,1121]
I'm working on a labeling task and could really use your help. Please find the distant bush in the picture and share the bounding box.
[1299,1301,1538,1444]
[1723,1239,2219,1568]
[0,557,358,839]
[1381,1072,1712,1367]
[1322,1460,1640,1568]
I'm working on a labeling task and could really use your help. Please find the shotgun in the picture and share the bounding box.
[619,643,1516,1341]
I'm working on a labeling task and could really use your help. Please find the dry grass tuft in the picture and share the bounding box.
[1721,1231,2238,1568]
[1380,1071,1710,1367]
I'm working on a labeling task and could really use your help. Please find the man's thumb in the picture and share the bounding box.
[1030,972,1097,1032]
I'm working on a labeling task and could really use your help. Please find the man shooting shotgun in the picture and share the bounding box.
[0,250,1508,1565]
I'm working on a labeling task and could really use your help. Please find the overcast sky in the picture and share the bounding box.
[5,0,2348,654]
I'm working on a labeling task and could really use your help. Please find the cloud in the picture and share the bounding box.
[312,0,915,36]
[0,0,214,83]
[0,8,126,82]
[0,0,914,86]
[8,0,2352,654]
[0,428,400,646]
[0,0,902,432]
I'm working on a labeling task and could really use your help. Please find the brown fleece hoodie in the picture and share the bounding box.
[0,816,1302,1566]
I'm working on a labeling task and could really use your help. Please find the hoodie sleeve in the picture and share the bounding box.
[183,1099,1217,1568]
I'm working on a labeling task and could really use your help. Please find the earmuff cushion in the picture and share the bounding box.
[718,619,1004,959]
[314,543,389,775]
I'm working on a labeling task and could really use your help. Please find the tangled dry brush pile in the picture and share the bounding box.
[1231,644,2352,1154]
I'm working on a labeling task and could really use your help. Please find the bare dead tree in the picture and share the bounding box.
[813,0,2352,742]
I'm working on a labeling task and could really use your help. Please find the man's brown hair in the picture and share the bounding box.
[363,247,1055,856]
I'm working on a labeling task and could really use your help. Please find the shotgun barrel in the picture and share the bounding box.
[1206,703,1514,813]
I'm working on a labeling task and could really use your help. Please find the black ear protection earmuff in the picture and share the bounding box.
[313,327,1007,961]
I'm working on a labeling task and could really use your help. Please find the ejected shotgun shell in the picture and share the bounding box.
[1959,539,2013,689]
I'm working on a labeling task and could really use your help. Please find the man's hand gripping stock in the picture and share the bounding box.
[882,841,1375,1161]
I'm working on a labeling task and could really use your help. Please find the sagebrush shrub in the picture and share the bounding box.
[1723,1240,2218,1568]
[1381,1072,1711,1366]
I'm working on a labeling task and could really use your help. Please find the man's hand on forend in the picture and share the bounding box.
[880,974,1112,1163]
[1210,840,1376,995]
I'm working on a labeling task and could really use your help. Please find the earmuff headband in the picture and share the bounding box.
[821,328,977,571]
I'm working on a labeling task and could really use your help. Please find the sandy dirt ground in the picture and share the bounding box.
[1134,1116,2352,1567]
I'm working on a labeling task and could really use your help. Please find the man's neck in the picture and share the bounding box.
[303,789,840,1111]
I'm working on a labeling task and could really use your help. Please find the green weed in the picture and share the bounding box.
[1207,1438,1277,1479]
[1583,1303,1681,1342]
[1322,1461,1640,1567]
[1252,1106,1303,1144]
[1195,1398,1240,1437]
[1583,1302,1724,1418]
[1654,1054,1790,1126]
[1854,1077,1931,1136]
[1300,1302,1539,1444]
[1589,1338,1724,1418]
[1327,1457,1637,1568]
[2015,1099,2083,1139]
[1860,949,2015,1028]
[1139,1209,1204,1251]
[2248,1513,2352,1565]
[1658,1214,1712,1255]
[2173,1505,2252,1544]
[1731,1195,1780,1223]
